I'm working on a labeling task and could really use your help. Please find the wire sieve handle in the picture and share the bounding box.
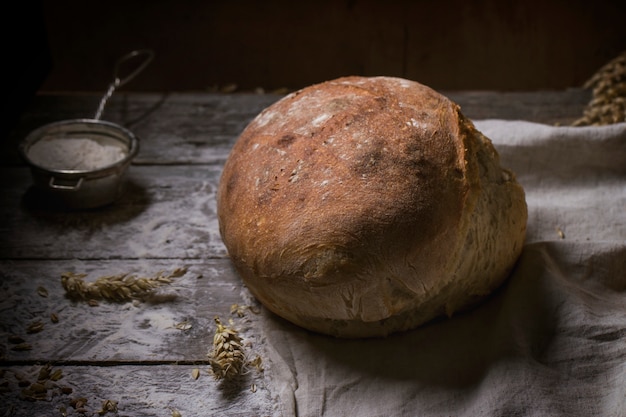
[49,176,84,191]
[94,49,155,120]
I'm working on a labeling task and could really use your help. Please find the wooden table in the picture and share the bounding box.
[0,88,590,416]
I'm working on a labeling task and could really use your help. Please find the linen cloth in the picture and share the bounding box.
[258,120,626,417]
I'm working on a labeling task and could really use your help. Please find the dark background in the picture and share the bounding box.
[8,0,623,138]
[35,0,626,93]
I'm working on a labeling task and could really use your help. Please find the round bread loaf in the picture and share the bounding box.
[217,76,527,338]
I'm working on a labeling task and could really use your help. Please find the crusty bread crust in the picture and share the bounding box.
[217,76,527,337]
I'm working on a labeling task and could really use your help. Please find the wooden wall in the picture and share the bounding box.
[38,0,626,92]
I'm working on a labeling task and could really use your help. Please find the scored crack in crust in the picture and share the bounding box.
[217,76,527,338]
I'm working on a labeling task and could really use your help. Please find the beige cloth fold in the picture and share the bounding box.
[258,120,626,417]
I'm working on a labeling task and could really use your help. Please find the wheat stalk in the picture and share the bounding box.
[60,267,187,302]
[208,317,246,381]
[573,50,626,126]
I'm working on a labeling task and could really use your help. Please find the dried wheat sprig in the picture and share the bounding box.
[582,51,626,91]
[573,50,626,126]
[208,317,246,381]
[60,267,187,302]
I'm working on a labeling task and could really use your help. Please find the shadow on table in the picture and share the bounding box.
[20,178,150,227]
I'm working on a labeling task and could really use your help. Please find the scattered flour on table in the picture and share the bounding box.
[28,137,126,170]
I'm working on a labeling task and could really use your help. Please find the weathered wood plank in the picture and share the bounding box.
[0,165,226,260]
[4,90,590,166]
[0,259,261,363]
[0,363,275,416]
[3,93,281,167]
[445,88,590,125]
[0,256,275,416]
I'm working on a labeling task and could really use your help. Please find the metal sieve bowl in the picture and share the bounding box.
[18,49,152,209]
[19,118,139,209]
